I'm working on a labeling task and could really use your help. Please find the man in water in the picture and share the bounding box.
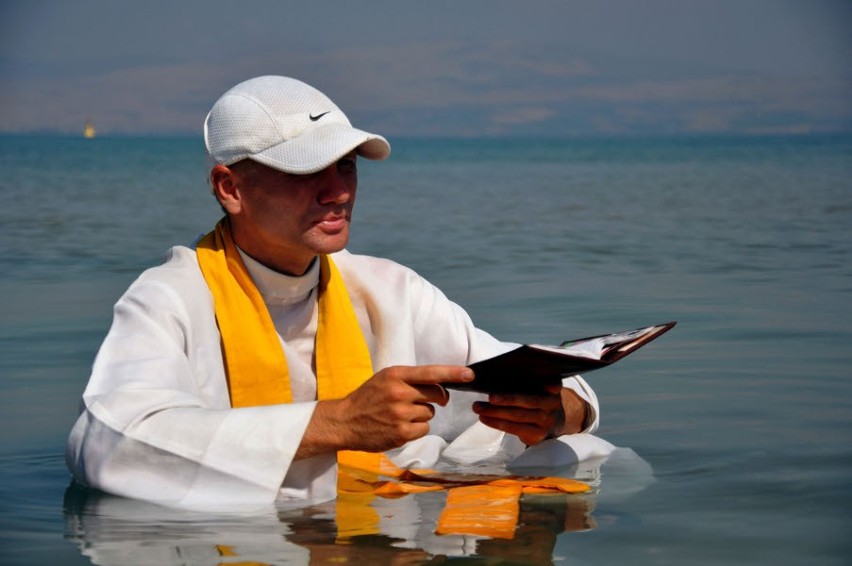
[66,76,599,509]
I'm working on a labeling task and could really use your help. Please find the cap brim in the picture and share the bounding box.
[249,123,390,175]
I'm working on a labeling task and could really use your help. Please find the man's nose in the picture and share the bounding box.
[317,165,352,204]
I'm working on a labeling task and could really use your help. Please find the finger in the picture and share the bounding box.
[487,391,562,410]
[412,383,450,406]
[473,401,546,425]
[397,365,475,385]
[431,384,450,406]
[478,415,547,446]
[410,402,437,422]
[384,396,436,424]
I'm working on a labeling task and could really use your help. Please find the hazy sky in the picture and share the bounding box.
[1,0,850,137]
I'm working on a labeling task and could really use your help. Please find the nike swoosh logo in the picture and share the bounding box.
[309,111,331,121]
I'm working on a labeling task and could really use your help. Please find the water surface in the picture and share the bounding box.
[1,134,850,564]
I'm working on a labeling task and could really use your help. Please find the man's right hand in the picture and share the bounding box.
[295,365,474,459]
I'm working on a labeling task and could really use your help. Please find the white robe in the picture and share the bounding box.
[66,245,599,510]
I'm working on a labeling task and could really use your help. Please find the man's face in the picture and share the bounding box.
[227,154,358,275]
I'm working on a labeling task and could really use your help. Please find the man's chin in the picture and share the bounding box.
[306,230,350,256]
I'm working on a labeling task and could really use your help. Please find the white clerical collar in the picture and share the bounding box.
[236,247,319,305]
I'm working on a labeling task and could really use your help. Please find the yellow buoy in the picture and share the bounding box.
[83,118,96,139]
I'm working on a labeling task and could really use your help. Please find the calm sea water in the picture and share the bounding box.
[1,134,850,564]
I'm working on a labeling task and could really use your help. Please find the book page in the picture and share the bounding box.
[531,324,664,360]
[529,338,609,360]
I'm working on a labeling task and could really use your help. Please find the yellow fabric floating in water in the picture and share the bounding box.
[336,452,590,539]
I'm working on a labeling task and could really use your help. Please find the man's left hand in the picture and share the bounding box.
[472,385,588,446]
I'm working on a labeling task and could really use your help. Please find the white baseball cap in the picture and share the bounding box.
[204,76,390,175]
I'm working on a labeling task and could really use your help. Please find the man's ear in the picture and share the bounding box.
[210,164,242,214]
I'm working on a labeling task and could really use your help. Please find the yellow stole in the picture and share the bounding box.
[196,218,373,408]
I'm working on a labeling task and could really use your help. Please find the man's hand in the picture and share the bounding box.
[472,384,589,446]
[296,365,474,459]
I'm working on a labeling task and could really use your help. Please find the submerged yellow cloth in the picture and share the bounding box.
[336,455,590,497]
[436,485,522,539]
[337,453,590,540]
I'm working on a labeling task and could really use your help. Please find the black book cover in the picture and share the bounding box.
[448,321,677,394]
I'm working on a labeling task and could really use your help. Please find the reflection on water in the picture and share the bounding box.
[64,485,593,564]
[62,446,653,564]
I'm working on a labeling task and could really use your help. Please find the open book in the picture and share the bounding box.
[448,321,677,394]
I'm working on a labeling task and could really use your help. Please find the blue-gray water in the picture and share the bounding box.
[1,134,850,564]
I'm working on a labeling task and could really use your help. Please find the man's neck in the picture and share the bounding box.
[238,246,317,277]
[236,247,320,305]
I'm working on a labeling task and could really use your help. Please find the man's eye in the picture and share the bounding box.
[338,157,357,172]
